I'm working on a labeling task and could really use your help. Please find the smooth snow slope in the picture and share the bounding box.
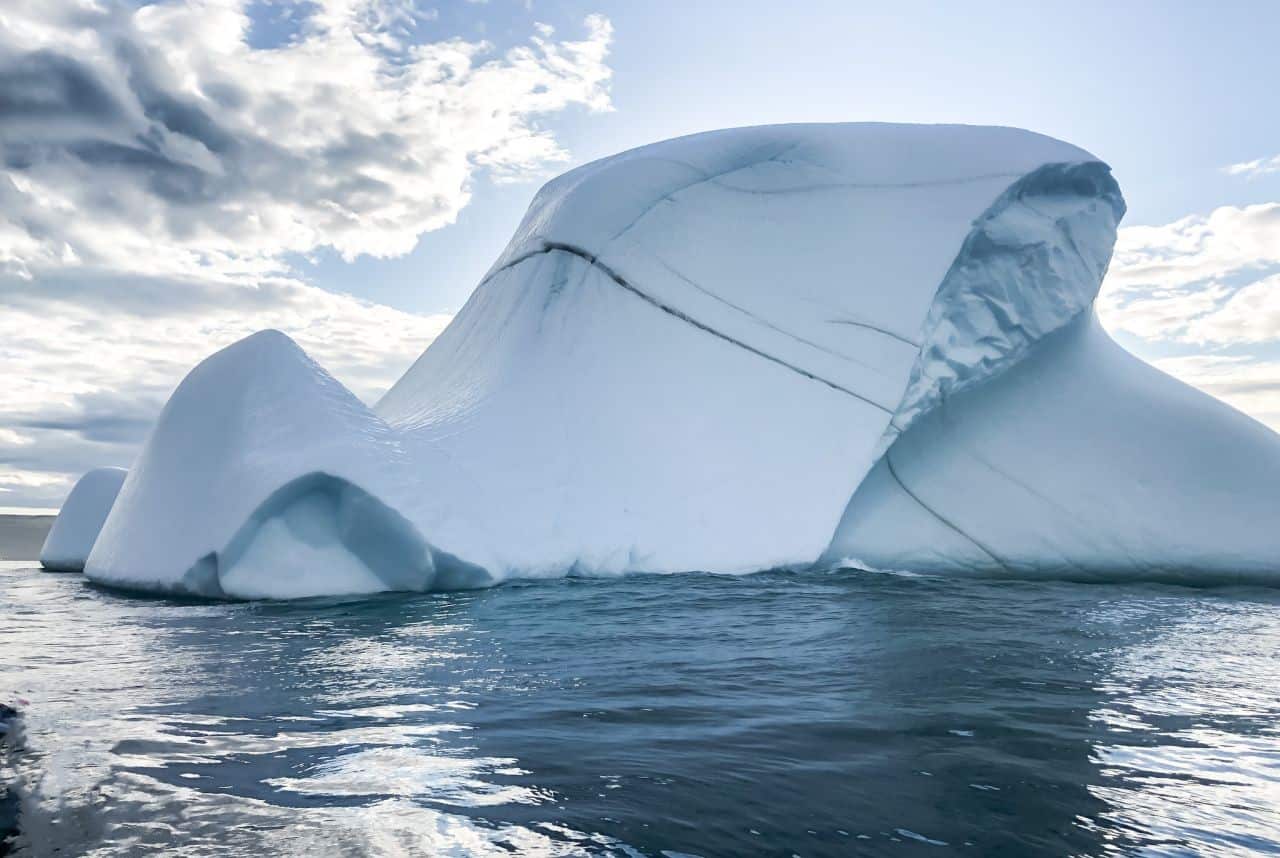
[85,331,487,598]
[39,467,127,572]
[377,123,1120,577]
[825,313,1280,583]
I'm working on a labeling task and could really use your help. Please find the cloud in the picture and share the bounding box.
[0,0,612,277]
[1181,274,1280,345]
[0,272,453,506]
[1100,203,1280,344]
[1105,202,1280,293]
[0,0,613,508]
[1151,354,1280,431]
[1222,154,1280,180]
[1098,281,1232,342]
[1098,201,1280,434]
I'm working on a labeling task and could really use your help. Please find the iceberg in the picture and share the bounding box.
[39,467,127,572]
[79,122,1280,598]
[84,331,487,599]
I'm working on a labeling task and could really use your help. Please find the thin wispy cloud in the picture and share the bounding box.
[1222,154,1280,179]
[0,0,613,508]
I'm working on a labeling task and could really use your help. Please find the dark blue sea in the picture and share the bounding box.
[2,533,1279,855]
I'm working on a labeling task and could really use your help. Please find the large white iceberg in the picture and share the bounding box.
[39,467,127,572]
[79,122,1280,597]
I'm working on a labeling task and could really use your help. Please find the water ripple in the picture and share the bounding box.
[2,567,1279,856]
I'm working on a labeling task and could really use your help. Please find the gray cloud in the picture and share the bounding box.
[14,389,166,445]
[0,1,613,274]
[0,50,125,124]
[0,266,453,507]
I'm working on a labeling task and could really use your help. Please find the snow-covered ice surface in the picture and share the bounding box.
[38,467,127,572]
[79,123,1280,598]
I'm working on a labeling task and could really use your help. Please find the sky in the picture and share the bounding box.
[2,0,1280,510]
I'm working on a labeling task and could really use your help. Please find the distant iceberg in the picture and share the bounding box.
[64,122,1279,598]
[40,467,126,572]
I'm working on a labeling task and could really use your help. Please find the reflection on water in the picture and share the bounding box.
[1,567,1278,856]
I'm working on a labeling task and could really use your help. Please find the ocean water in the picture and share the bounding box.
[2,558,1279,856]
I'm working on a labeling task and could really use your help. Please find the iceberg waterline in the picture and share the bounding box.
[49,122,1277,598]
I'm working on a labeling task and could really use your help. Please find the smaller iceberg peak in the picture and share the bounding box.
[228,327,296,349]
[84,329,479,599]
[177,328,352,408]
[183,328,315,382]
[39,467,127,573]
